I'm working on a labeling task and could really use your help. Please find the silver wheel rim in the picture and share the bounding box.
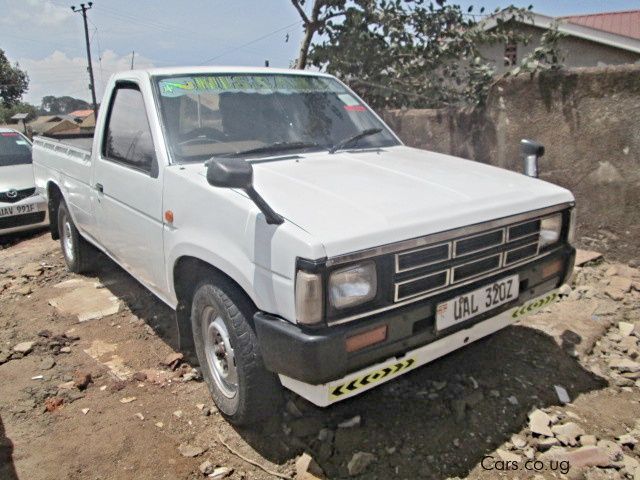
[202,307,238,399]
[62,218,75,263]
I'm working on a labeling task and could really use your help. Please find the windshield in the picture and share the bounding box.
[0,132,32,166]
[154,74,399,163]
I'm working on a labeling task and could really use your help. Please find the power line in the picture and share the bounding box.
[200,20,302,65]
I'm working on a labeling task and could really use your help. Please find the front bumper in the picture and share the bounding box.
[254,245,574,404]
[0,194,49,235]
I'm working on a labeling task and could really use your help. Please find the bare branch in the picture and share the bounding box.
[290,0,310,25]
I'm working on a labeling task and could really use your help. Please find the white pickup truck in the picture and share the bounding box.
[33,67,575,425]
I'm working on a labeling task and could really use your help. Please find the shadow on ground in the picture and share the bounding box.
[0,414,18,480]
[87,254,608,479]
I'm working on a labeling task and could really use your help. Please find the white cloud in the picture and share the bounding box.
[2,0,73,28]
[18,50,156,106]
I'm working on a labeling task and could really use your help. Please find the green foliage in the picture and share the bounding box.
[0,101,38,124]
[0,49,29,107]
[298,1,550,109]
[40,95,91,115]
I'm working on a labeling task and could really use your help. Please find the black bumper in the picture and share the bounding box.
[254,245,575,385]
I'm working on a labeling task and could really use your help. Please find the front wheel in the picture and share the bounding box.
[191,279,282,425]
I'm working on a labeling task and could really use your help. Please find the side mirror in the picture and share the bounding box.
[206,157,284,225]
[520,139,545,178]
[206,157,253,189]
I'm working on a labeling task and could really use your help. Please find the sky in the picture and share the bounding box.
[2,0,640,106]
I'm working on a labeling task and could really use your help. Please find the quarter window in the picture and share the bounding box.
[103,84,156,173]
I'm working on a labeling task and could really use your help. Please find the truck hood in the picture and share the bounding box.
[194,146,574,257]
[0,164,35,192]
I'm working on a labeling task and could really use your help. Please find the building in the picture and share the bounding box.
[28,115,81,137]
[479,9,640,74]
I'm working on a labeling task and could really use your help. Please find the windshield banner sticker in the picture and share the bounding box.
[158,75,343,97]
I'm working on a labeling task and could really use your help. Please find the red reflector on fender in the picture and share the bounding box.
[345,325,387,353]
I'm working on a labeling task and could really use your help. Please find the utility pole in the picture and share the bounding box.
[130,51,135,70]
[71,2,98,117]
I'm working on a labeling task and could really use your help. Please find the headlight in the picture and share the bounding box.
[567,208,576,244]
[329,261,377,309]
[539,213,562,249]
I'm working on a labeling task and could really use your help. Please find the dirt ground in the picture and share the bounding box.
[1,231,639,480]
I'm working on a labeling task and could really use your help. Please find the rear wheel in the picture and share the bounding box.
[191,279,282,425]
[57,201,96,273]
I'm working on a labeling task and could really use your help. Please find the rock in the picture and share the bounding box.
[541,446,611,468]
[507,395,519,405]
[59,346,71,354]
[537,437,561,451]
[610,276,633,292]
[16,286,32,296]
[605,288,624,301]
[199,460,214,475]
[209,467,233,479]
[617,434,637,446]
[38,357,55,371]
[609,358,640,373]
[295,452,325,480]
[597,439,623,462]
[286,399,303,418]
[120,397,137,404]
[619,322,636,337]
[347,452,376,476]
[580,435,598,446]
[13,341,35,354]
[622,455,640,476]
[178,443,205,458]
[173,410,183,418]
[554,385,571,404]
[551,422,586,446]
[44,397,64,412]
[338,415,361,429]
[575,250,603,266]
[511,434,527,449]
[161,352,183,370]
[497,449,520,463]
[290,417,323,438]
[529,409,553,437]
[132,371,147,382]
[134,412,144,420]
[81,408,90,415]
[559,284,572,296]
[73,371,93,390]
[432,380,447,391]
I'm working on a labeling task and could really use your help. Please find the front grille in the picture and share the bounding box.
[0,211,45,230]
[0,188,36,204]
[394,218,542,302]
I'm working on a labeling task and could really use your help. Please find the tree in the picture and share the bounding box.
[0,49,29,107]
[290,0,348,69]
[290,1,558,109]
[40,96,91,115]
[0,101,38,124]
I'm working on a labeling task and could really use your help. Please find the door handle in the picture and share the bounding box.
[94,183,104,193]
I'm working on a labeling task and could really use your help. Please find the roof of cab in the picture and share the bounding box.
[122,66,333,78]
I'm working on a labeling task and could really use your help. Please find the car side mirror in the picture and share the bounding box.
[206,157,284,225]
[520,139,545,178]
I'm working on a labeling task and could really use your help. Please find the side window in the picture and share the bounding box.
[102,84,156,173]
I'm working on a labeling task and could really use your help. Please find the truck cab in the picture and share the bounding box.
[33,67,575,425]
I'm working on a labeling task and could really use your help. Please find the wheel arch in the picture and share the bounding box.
[173,255,258,355]
[46,181,64,240]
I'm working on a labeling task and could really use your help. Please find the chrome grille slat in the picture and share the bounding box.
[393,216,547,302]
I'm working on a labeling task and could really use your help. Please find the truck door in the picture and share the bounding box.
[92,81,167,295]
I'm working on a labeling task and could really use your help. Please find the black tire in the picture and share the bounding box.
[191,278,282,425]
[57,201,97,274]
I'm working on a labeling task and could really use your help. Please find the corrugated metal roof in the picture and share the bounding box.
[563,10,640,41]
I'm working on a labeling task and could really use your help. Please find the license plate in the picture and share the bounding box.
[0,202,41,218]
[436,274,519,330]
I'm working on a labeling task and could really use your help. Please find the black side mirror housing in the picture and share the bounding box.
[206,157,284,225]
[206,157,253,189]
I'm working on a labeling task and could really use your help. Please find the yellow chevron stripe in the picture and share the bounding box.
[330,358,416,399]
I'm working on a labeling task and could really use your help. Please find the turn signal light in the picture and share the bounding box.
[345,325,387,353]
[542,258,563,278]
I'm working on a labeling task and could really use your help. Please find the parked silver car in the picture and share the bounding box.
[0,128,49,235]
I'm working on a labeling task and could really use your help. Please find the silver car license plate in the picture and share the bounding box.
[436,274,519,330]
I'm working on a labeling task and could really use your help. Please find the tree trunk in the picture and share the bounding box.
[296,25,315,69]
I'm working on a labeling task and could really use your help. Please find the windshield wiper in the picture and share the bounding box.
[216,141,323,158]
[328,128,383,154]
